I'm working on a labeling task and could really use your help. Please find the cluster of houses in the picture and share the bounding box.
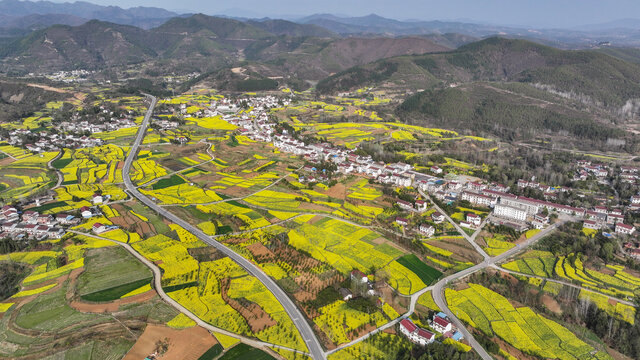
[58,117,137,135]
[574,160,610,181]
[0,205,77,241]
[3,129,104,153]
[33,69,94,83]
[574,160,640,185]
[399,312,464,346]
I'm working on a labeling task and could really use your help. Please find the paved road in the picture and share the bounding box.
[47,150,63,189]
[122,95,326,360]
[69,230,310,356]
[429,217,566,360]
[419,189,490,260]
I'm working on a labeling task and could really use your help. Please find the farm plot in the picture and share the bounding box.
[313,300,388,345]
[132,234,199,287]
[482,234,516,256]
[501,250,559,278]
[287,217,402,274]
[395,254,442,285]
[446,283,612,360]
[141,183,223,205]
[347,179,382,201]
[165,256,308,351]
[197,202,271,232]
[0,152,57,199]
[76,246,152,302]
[504,251,640,299]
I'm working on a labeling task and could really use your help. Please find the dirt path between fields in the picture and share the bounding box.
[70,289,157,313]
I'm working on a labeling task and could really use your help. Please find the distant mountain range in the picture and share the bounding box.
[0,14,449,77]
[0,0,183,30]
[3,1,640,48]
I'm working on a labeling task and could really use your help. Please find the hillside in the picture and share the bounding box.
[242,36,450,80]
[317,37,640,108]
[396,82,626,147]
[152,14,271,39]
[0,79,68,121]
[247,19,336,37]
[0,14,452,79]
[0,20,162,70]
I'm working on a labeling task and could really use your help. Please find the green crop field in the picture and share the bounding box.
[76,247,152,302]
[219,343,275,360]
[151,174,187,190]
[198,344,224,360]
[14,283,104,331]
[396,254,442,285]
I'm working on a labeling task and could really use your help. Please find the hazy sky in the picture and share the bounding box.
[69,0,640,28]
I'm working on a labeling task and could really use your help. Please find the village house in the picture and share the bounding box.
[419,224,435,237]
[616,223,636,235]
[432,212,445,224]
[466,213,481,227]
[339,288,353,301]
[397,200,414,211]
[350,270,368,283]
[460,191,495,207]
[415,200,428,212]
[399,319,435,346]
[92,194,103,205]
[396,217,409,226]
[431,313,453,334]
[92,223,109,234]
[583,220,600,230]
[81,207,94,218]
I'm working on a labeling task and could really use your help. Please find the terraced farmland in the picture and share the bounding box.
[446,283,612,360]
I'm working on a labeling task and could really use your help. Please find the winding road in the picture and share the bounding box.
[68,230,309,356]
[122,95,326,360]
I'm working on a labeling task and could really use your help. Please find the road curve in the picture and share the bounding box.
[122,95,327,360]
[428,214,566,360]
[68,230,309,356]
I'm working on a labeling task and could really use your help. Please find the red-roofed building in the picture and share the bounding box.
[415,200,428,212]
[466,213,481,226]
[432,212,445,224]
[350,270,368,283]
[415,329,435,345]
[396,217,408,226]
[92,223,108,234]
[583,220,600,230]
[399,319,435,346]
[432,316,452,333]
[399,319,417,335]
[616,223,636,235]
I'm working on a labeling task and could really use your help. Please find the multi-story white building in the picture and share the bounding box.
[493,204,527,222]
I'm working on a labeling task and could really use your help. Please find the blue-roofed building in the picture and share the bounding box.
[436,312,447,319]
[452,331,464,341]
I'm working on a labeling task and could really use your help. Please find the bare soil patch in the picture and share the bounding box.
[541,294,562,315]
[325,183,347,200]
[435,238,483,264]
[123,324,218,360]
